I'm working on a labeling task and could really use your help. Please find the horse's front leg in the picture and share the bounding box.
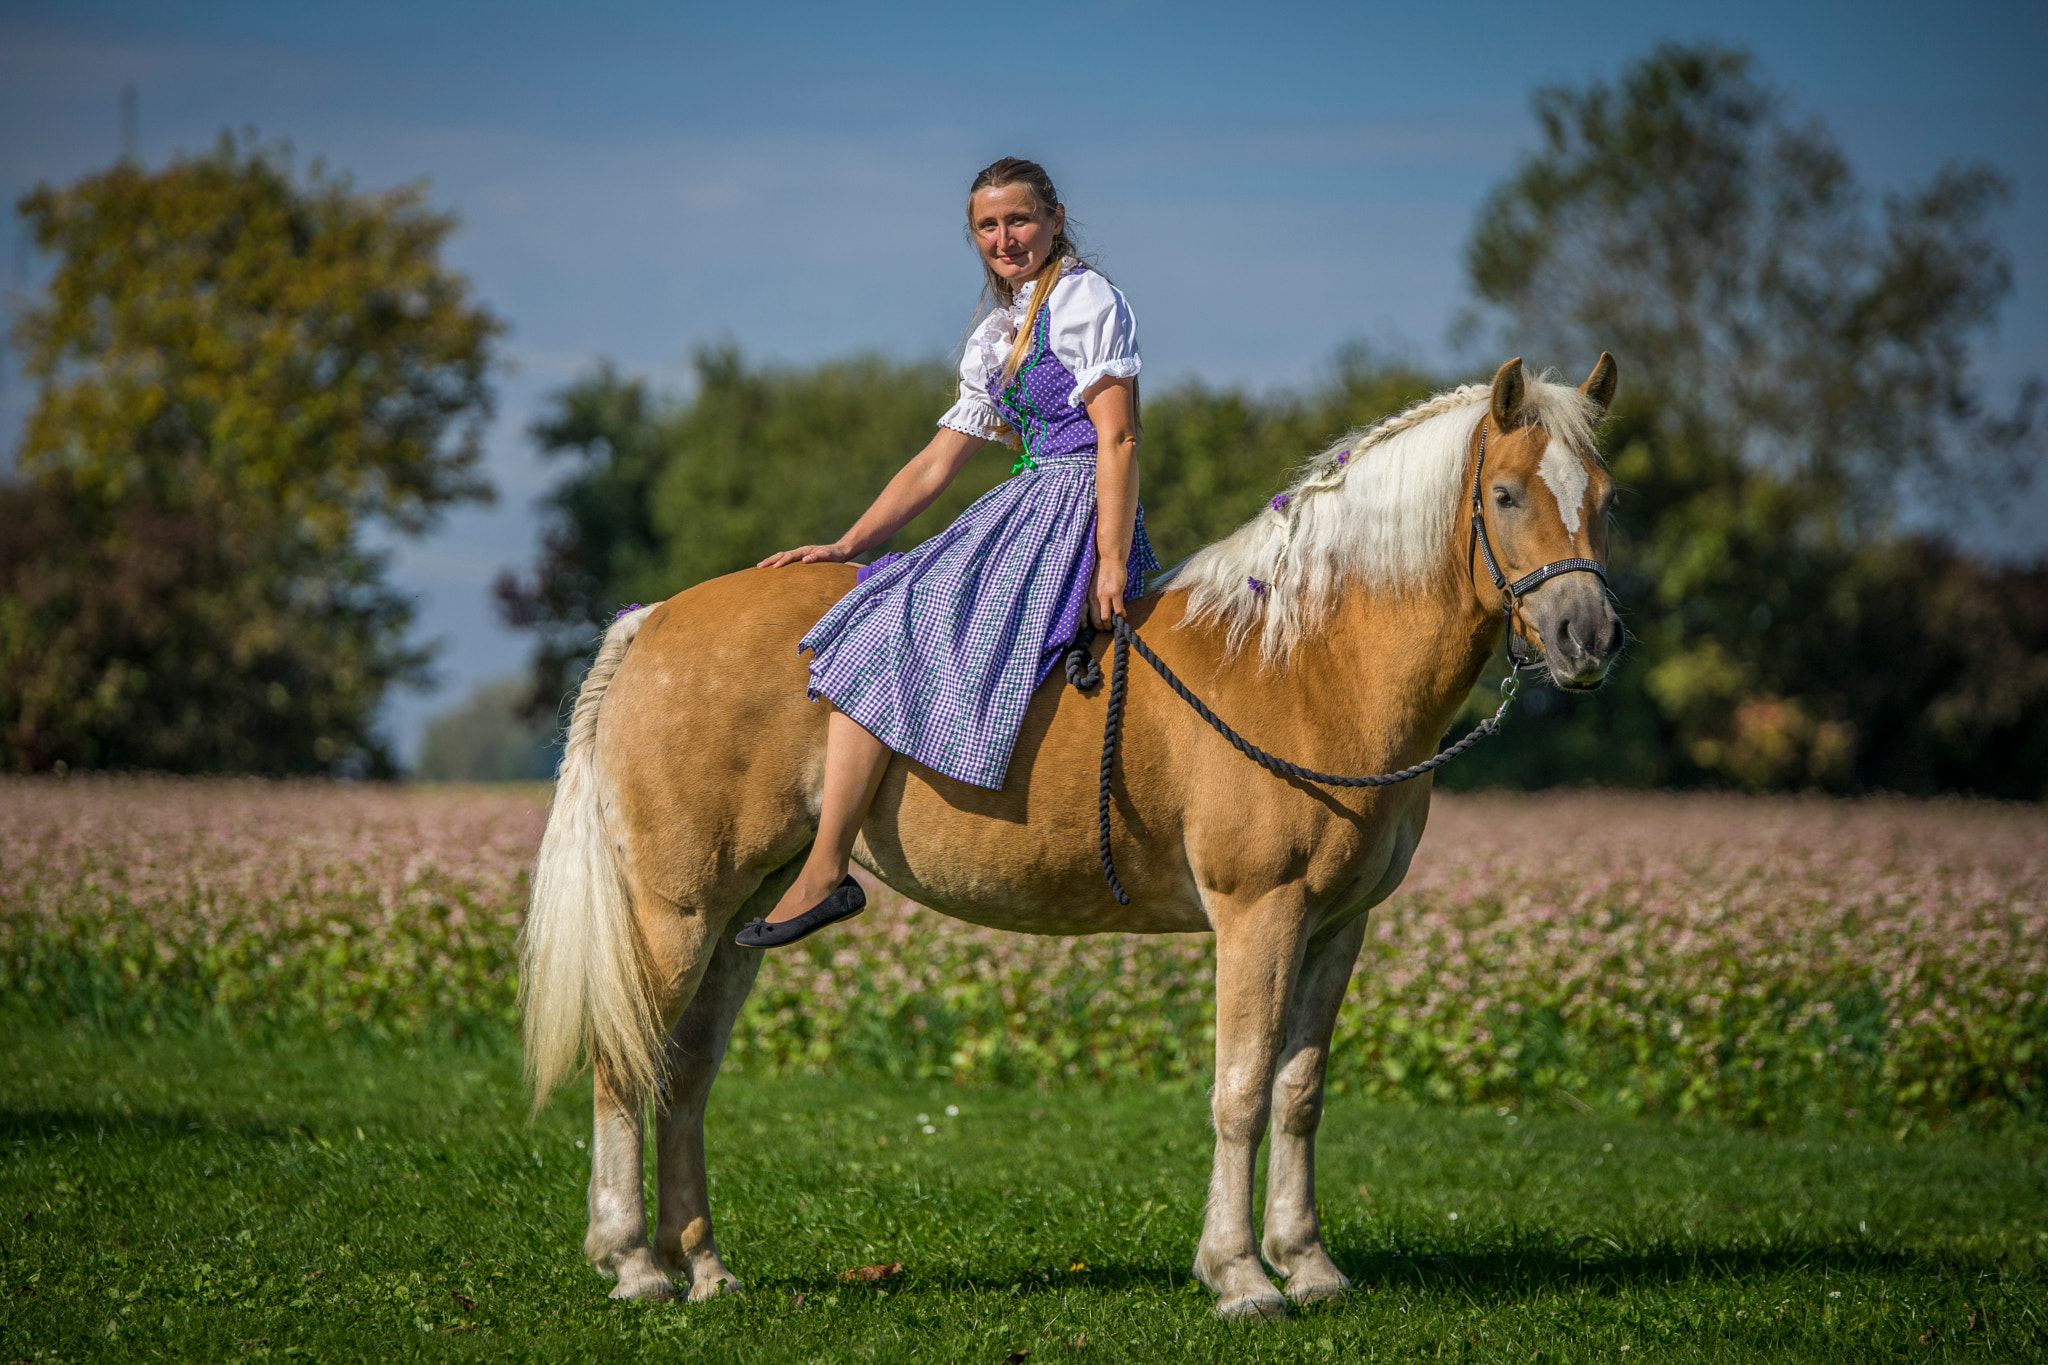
[1260,914,1368,1302]
[1193,887,1313,1320]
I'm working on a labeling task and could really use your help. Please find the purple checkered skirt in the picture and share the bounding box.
[800,452,1161,790]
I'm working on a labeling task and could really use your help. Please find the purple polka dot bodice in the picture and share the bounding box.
[988,300,1099,463]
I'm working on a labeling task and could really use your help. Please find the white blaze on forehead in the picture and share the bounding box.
[1538,442,1590,536]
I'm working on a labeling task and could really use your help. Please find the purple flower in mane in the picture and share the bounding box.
[1336,449,1350,464]
[1270,494,1290,512]
[614,603,645,620]
[1247,577,1266,595]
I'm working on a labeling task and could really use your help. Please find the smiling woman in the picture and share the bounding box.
[742,156,1158,949]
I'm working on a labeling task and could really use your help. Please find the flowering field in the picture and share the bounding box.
[1,777,2041,1129]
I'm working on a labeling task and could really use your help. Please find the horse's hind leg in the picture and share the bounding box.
[1260,915,1368,1303]
[584,876,745,1301]
[650,871,786,1299]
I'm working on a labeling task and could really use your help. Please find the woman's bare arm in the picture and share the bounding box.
[757,427,989,567]
[1085,377,1139,626]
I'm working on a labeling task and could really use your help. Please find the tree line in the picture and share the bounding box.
[5,45,2043,792]
[494,45,2046,797]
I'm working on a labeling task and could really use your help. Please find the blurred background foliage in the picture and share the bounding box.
[414,677,559,783]
[3,44,2042,793]
[0,134,499,775]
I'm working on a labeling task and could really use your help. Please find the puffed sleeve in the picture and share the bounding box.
[937,311,1006,440]
[1046,267,1141,407]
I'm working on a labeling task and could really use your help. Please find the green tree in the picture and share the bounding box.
[1467,42,2035,520]
[1,136,500,773]
[1446,42,2047,794]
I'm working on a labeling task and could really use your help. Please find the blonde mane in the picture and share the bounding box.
[1161,368,1601,663]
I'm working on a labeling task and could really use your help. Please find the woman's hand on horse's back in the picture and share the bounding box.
[758,543,854,569]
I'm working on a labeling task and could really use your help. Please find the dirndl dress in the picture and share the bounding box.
[799,263,1161,790]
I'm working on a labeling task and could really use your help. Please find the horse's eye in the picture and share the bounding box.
[1493,487,1514,508]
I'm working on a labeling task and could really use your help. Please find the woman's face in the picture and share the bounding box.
[970,183,1065,284]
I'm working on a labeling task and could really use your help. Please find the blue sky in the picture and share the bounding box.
[3,0,2043,762]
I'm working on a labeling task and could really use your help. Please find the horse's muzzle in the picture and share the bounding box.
[1528,576,1623,690]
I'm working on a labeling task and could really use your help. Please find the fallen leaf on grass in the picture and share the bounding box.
[451,1291,476,1312]
[1066,1335,1088,1348]
[1003,1352,1031,1364]
[839,1262,903,1282]
[440,1324,477,1334]
[235,1340,269,1350]
[791,1292,807,1307]
[1920,1330,1938,1345]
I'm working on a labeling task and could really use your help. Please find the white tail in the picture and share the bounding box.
[519,605,663,1111]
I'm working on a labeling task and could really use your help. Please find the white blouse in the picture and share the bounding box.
[937,264,1142,442]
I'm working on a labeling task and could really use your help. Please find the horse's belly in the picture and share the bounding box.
[856,859,1212,937]
[853,781,1210,936]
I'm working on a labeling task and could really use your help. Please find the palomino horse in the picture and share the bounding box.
[520,355,1623,1320]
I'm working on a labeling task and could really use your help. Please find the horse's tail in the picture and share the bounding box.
[519,604,664,1113]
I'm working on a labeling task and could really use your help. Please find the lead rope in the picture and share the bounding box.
[1065,617,1522,905]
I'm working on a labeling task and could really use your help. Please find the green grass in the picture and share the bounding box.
[2,1028,2043,1363]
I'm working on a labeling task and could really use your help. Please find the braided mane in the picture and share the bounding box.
[1159,370,1600,663]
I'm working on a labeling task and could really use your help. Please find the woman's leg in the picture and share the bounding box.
[766,706,891,923]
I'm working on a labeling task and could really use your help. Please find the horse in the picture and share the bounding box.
[518,354,1624,1320]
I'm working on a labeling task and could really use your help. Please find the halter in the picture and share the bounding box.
[1466,417,1611,670]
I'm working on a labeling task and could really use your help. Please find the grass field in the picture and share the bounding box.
[3,779,2045,1359]
[3,1027,2043,1363]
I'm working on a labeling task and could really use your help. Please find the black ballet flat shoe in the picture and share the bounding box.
[734,874,867,949]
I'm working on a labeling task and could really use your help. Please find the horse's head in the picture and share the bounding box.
[1469,355,1623,690]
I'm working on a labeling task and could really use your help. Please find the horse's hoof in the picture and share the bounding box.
[686,1271,741,1302]
[609,1266,677,1301]
[1215,1290,1290,1321]
[1285,1272,1351,1304]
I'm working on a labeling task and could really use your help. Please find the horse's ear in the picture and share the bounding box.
[1580,352,1618,417]
[1490,358,1526,429]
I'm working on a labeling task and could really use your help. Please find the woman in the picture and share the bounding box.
[738,156,1160,949]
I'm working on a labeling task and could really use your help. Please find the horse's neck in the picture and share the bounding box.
[1304,581,1499,755]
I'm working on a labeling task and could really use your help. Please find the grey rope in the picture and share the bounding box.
[1066,616,1521,905]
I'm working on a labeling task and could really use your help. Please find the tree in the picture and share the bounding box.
[1447,42,2048,795]
[1,136,500,773]
[1467,42,2037,523]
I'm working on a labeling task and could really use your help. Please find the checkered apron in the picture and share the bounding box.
[800,453,1161,790]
